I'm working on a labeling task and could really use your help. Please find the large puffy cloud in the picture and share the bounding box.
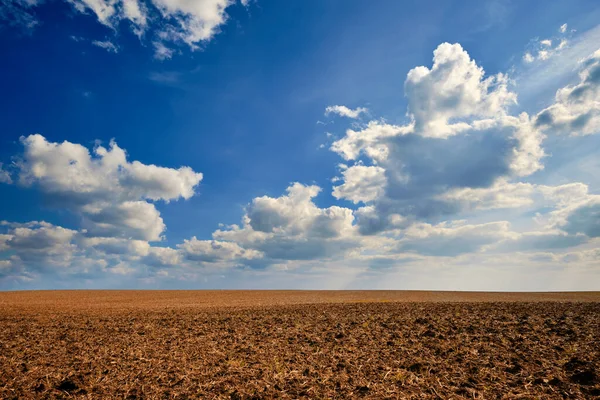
[244,183,355,238]
[213,183,362,262]
[151,0,234,48]
[18,134,202,202]
[330,121,412,163]
[329,43,545,234]
[536,49,600,136]
[81,200,166,242]
[14,134,202,241]
[405,43,516,139]
[1,221,77,256]
[332,117,544,231]
[332,164,387,204]
[0,222,80,280]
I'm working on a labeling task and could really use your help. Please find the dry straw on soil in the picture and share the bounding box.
[1,291,599,399]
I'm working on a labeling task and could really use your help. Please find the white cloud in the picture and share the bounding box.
[178,237,262,263]
[143,246,181,267]
[0,222,79,277]
[325,105,368,119]
[15,134,202,241]
[332,164,386,204]
[151,0,233,49]
[213,183,360,262]
[92,39,119,53]
[331,117,544,232]
[437,180,589,211]
[405,43,516,138]
[5,222,77,253]
[522,24,571,64]
[328,43,552,234]
[122,0,147,35]
[243,183,355,238]
[79,236,150,257]
[523,52,535,63]
[560,23,568,34]
[8,0,247,57]
[70,0,118,26]
[153,41,175,60]
[82,200,165,241]
[330,121,412,162]
[535,49,600,136]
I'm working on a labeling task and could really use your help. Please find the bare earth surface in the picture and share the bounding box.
[1,291,599,399]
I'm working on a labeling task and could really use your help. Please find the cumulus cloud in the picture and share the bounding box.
[70,0,246,52]
[331,121,412,162]
[79,236,150,257]
[405,43,516,138]
[535,49,600,136]
[325,105,368,119]
[178,237,263,263]
[213,183,361,262]
[14,134,202,241]
[0,221,80,279]
[328,43,548,234]
[332,164,387,204]
[331,118,544,232]
[150,0,233,49]
[142,246,181,267]
[0,221,166,282]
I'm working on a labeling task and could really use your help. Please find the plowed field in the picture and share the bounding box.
[1,291,599,399]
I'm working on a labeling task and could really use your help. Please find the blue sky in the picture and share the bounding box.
[1,0,600,290]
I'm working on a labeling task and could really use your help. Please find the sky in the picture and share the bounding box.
[0,0,600,291]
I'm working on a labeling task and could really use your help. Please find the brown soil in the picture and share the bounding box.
[1,291,599,399]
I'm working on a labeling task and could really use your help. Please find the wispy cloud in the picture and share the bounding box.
[148,71,181,84]
[92,39,119,53]
[325,105,368,119]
